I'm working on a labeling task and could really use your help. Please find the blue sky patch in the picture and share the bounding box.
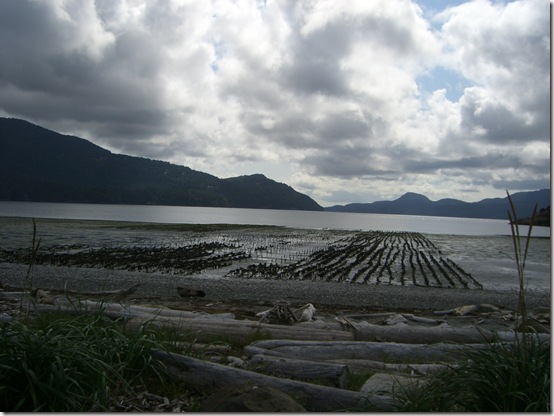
[417,65,471,102]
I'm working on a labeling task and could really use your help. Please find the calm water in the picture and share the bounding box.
[0,201,549,237]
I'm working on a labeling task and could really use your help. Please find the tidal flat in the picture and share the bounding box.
[0,216,550,312]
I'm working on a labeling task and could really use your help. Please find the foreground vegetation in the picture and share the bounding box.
[0,311,194,412]
[1,305,548,412]
[393,333,550,411]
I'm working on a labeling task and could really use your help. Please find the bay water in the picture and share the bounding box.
[0,201,550,291]
[0,200,549,237]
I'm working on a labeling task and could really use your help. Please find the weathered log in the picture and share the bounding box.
[245,340,488,363]
[19,300,355,342]
[248,354,350,388]
[248,348,447,376]
[125,316,355,343]
[0,291,28,301]
[0,285,141,304]
[433,304,500,316]
[63,283,142,298]
[495,331,550,344]
[327,359,450,375]
[402,313,443,325]
[356,322,548,344]
[79,301,236,321]
[151,350,393,412]
[25,300,236,321]
[342,312,396,320]
[354,321,494,343]
[335,317,493,343]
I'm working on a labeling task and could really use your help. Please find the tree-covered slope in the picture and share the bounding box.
[0,118,323,211]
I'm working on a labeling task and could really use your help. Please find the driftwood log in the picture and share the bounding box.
[244,340,489,363]
[59,283,142,298]
[21,300,354,342]
[13,296,549,344]
[125,315,354,343]
[151,349,394,412]
[244,343,452,375]
[0,283,141,304]
[354,321,495,343]
[248,350,448,378]
[247,354,350,388]
[328,359,449,375]
[78,301,236,321]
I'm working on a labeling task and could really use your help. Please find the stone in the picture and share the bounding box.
[360,373,426,397]
[176,286,205,298]
[384,314,408,325]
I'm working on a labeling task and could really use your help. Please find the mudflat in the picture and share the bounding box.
[0,217,550,314]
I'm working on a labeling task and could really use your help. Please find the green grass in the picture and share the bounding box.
[0,311,188,412]
[393,334,550,412]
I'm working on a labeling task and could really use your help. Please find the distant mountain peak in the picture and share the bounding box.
[395,192,431,203]
[325,189,550,221]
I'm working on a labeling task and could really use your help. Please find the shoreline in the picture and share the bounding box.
[1,217,550,314]
[1,262,549,313]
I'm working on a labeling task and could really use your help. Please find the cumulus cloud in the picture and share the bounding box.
[0,0,549,205]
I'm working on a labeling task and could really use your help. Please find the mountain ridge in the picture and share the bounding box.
[325,189,551,222]
[0,118,323,211]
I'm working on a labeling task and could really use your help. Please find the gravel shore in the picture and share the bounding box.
[1,262,549,313]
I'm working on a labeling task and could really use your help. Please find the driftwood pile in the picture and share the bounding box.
[0,286,550,412]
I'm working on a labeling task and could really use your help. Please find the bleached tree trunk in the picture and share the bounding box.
[354,321,494,343]
[245,340,489,363]
[151,350,394,412]
[247,354,350,388]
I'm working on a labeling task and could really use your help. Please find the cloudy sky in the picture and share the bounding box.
[0,0,550,206]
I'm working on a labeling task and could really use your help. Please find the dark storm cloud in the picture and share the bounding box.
[403,153,518,173]
[491,178,551,191]
[316,111,371,140]
[403,149,550,176]
[280,18,352,96]
[284,59,347,96]
[0,0,169,147]
[460,94,548,144]
[304,147,396,177]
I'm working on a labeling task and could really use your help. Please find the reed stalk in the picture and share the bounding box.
[506,190,537,335]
